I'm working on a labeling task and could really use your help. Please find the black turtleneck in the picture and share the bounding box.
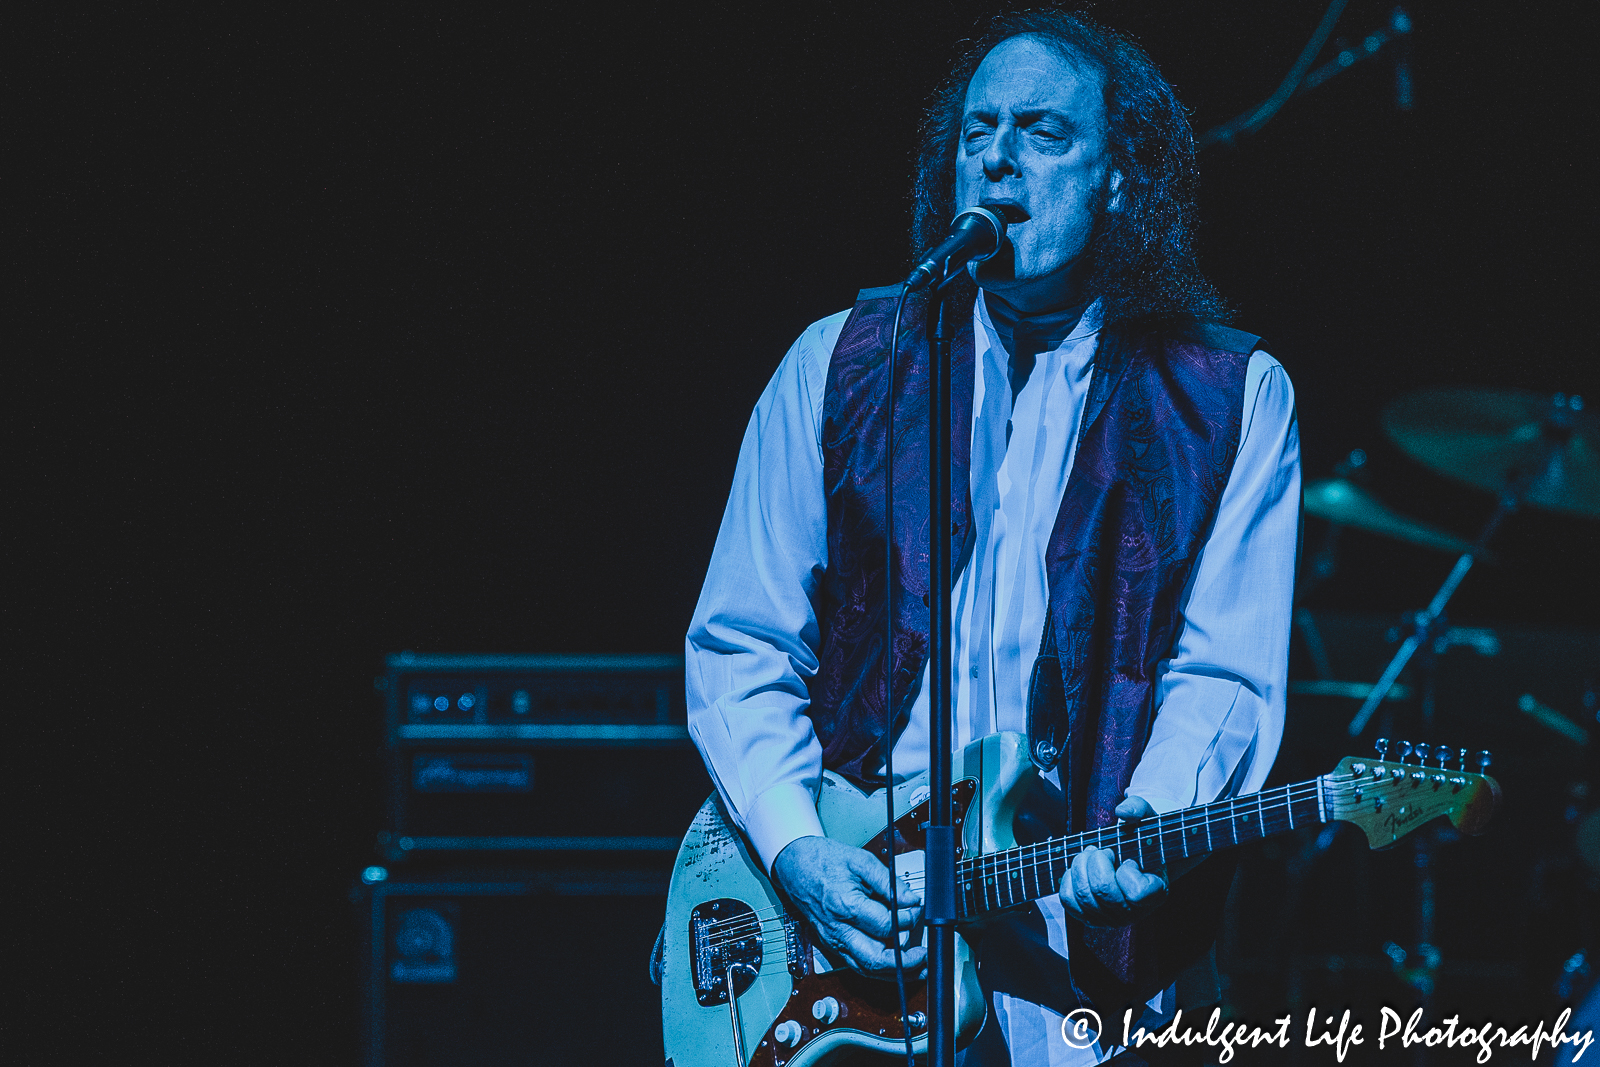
[982,291,1089,403]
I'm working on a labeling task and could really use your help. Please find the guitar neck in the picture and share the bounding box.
[958,777,1325,919]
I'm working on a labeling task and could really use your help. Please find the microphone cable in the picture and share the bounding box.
[883,280,917,1067]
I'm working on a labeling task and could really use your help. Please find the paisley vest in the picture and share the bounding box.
[809,283,1257,1002]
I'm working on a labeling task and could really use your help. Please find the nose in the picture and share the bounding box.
[981,125,1018,181]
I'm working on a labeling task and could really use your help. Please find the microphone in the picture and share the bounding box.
[904,205,1009,291]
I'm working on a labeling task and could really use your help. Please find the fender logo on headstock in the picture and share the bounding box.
[1380,804,1426,834]
[1330,753,1500,846]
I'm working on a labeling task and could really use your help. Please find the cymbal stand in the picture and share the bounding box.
[1294,449,1368,607]
[1344,395,1575,1067]
[1294,450,1369,682]
[1347,398,1577,738]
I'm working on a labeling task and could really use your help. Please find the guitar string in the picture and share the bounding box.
[897,776,1376,898]
[700,781,1332,935]
[947,773,1451,909]
[696,902,791,932]
[960,781,1328,913]
[700,780,1327,941]
[699,769,1460,935]
[703,782,1452,947]
[700,933,790,952]
[703,775,1410,941]
[865,777,1350,889]
[952,780,1327,876]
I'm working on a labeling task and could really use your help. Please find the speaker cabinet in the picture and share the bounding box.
[356,868,668,1066]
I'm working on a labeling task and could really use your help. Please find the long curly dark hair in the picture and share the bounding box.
[911,9,1230,326]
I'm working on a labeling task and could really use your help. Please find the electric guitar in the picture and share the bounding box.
[660,732,1500,1067]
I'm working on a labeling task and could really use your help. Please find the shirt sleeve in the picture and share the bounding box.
[684,310,850,873]
[1125,351,1300,814]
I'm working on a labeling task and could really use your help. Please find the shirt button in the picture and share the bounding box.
[970,665,979,678]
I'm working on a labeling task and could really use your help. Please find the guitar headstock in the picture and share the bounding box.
[1324,739,1501,849]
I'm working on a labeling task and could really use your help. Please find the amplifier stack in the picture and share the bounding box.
[354,652,707,1066]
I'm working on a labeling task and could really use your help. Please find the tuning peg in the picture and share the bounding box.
[1434,747,1451,769]
[1376,737,1391,760]
[1476,750,1492,774]
[1397,740,1413,764]
[1414,743,1432,766]
[1457,747,1469,771]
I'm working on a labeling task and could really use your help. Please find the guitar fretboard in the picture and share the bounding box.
[958,778,1325,919]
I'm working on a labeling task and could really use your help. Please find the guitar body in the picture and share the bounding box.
[661,732,1033,1067]
[662,729,1501,1067]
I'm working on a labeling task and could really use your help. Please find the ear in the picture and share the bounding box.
[1106,168,1125,213]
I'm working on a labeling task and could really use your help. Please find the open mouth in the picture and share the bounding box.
[981,202,1030,225]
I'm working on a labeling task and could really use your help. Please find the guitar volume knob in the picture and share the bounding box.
[812,996,842,1024]
[774,1020,805,1046]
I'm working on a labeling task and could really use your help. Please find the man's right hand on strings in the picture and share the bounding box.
[772,835,926,975]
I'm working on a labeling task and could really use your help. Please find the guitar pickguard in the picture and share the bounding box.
[665,732,1501,1067]
[663,734,1024,1067]
[743,777,980,1067]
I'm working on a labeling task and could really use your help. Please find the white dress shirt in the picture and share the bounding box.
[686,296,1299,876]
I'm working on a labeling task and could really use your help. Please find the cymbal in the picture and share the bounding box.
[1303,477,1480,554]
[1384,388,1600,519]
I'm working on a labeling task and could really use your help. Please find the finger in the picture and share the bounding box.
[1114,795,1156,821]
[838,927,893,971]
[855,850,927,910]
[839,926,926,972]
[868,904,924,943]
[894,882,925,909]
[852,899,896,939]
[863,936,927,972]
[1116,860,1168,906]
[1068,856,1098,917]
[1083,849,1129,909]
[847,850,895,900]
[857,900,923,942]
[889,865,924,907]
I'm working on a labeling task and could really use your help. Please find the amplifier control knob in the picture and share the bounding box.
[774,1021,804,1046]
[812,996,841,1024]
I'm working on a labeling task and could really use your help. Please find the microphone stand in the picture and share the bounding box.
[926,263,959,1067]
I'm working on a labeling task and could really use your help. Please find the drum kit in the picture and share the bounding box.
[1296,386,1597,737]
[1286,387,1598,1021]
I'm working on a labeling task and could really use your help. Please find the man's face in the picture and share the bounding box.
[954,35,1120,310]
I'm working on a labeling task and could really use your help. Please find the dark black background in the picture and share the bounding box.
[13,1,1596,1062]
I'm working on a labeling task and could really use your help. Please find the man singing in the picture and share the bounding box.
[685,10,1299,1064]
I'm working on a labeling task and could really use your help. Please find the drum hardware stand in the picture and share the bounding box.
[1347,394,1580,738]
[1346,393,1578,1067]
[1295,449,1368,607]
[1294,449,1372,685]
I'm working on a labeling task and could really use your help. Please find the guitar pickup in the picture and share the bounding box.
[782,915,811,979]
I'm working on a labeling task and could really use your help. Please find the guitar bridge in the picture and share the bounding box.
[782,914,811,979]
[689,898,763,1006]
